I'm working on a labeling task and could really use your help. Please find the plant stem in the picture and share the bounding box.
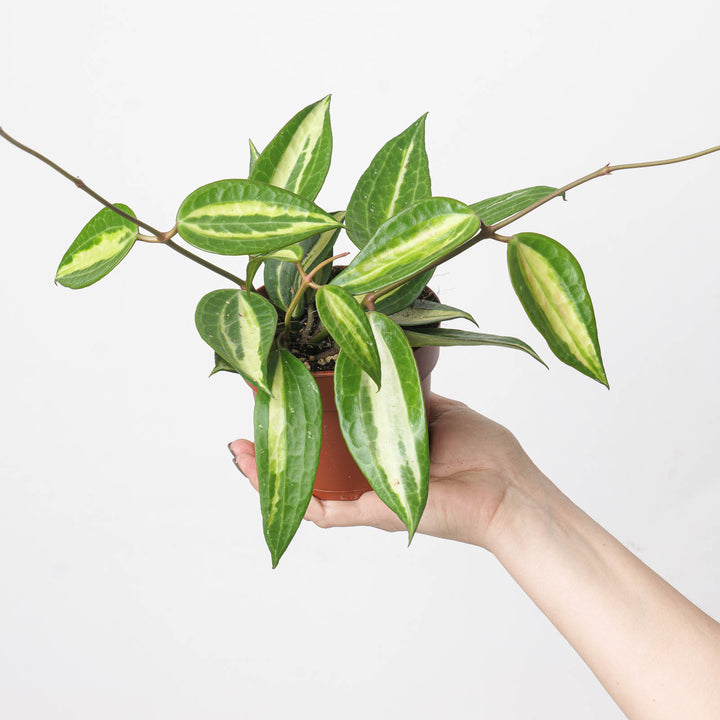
[164,240,245,288]
[488,143,720,234]
[0,126,166,237]
[281,252,350,343]
[1,126,246,288]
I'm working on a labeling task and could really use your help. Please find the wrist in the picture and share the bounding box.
[482,464,562,557]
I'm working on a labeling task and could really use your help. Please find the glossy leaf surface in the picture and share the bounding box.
[248,139,260,174]
[469,186,558,226]
[176,179,341,255]
[210,352,236,376]
[315,286,381,386]
[264,215,343,312]
[389,299,477,327]
[403,327,546,366]
[254,350,322,567]
[195,289,277,394]
[373,270,433,315]
[335,313,429,540]
[55,204,137,289]
[346,114,431,249]
[246,244,304,292]
[332,198,480,295]
[249,96,332,201]
[507,233,607,385]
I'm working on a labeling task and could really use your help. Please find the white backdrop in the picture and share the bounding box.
[1,1,719,718]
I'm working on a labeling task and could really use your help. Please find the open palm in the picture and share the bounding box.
[229,393,535,549]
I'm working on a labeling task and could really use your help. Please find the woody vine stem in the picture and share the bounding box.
[0,126,246,289]
[2,126,719,292]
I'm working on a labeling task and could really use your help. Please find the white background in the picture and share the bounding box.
[1,1,719,718]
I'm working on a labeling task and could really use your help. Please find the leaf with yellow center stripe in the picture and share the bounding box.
[55,204,137,289]
[469,186,558,226]
[263,213,344,313]
[249,95,332,201]
[176,179,342,255]
[315,285,381,387]
[346,114,431,249]
[254,350,322,568]
[246,244,304,293]
[195,289,277,394]
[331,197,480,295]
[335,313,429,540]
[507,232,608,386]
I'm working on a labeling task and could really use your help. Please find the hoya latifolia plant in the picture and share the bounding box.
[2,97,718,566]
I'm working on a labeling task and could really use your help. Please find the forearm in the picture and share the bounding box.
[488,471,720,720]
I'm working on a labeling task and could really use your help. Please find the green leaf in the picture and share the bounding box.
[373,271,433,315]
[389,299,477,327]
[263,214,344,313]
[335,313,429,540]
[209,352,237,376]
[195,289,278,394]
[507,233,607,386]
[254,350,322,567]
[332,197,479,295]
[346,114,431,249]
[55,204,137,289]
[176,179,342,256]
[315,286,381,387]
[469,186,559,226]
[249,95,332,201]
[403,327,546,366]
[248,139,260,174]
[246,244,304,292]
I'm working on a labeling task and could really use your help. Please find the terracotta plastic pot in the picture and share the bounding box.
[248,344,440,501]
[249,281,440,500]
[309,344,439,500]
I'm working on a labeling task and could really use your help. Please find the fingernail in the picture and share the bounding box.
[227,442,236,457]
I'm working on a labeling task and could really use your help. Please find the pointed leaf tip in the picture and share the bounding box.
[507,233,607,385]
[346,114,432,249]
[316,285,381,387]
[335,313,429,539]
[249,96,333,201]
[55,204,137,288]
[255,350,322,567]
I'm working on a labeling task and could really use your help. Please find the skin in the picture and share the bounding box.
[229,393,720,720]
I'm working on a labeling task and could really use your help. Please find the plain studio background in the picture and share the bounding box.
[1,1,718,718]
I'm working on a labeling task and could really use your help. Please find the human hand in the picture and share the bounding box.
[229,393,546,552]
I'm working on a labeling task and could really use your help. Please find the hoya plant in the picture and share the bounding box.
[2,97,717,566]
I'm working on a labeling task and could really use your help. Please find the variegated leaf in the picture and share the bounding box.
[195,289,277,394]
[176,179,341,255]
[335,313,429,540]
[315,286,381,386]
[249,95,332,201]
[403,327,546,366]
[469,186,558,226]
[55,204,137,289]
[373,271,433,315]
[263,213,344,312]
[389,299,477,327]
[254,350,322,567]
[346,114,431,249]
[248,139,260,174]
[332,197,479,295]
[507,233,607,386]
[209,352,237,376]
[246,244,304,291]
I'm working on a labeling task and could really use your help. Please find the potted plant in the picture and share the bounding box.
[2,96,717,566]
